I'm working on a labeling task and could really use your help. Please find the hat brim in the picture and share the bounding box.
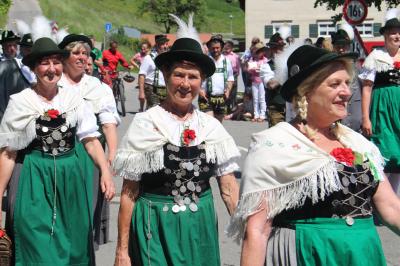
[0,36,21,44]
[58,35,93,49]
[206,39,225,48]
[379,24,400,35]
[156,38,169,44]
[268,41,285,48]
[155,50,216,78]
[281,52,358,102]
[22,50,70,68]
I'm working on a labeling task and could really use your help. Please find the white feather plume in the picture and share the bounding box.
[31,16,53,41]
[385,8,399,22]
[274,40,303,85]
[169,13,201,47]
[278,24,292,40]
[338,22,354,40]
[15,20,31,35]
[55,28,69,44]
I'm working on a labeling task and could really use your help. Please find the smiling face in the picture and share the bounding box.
[64,44,89,76]
[306,62,352,126]
[34,55,64,88]
[384,27,400,48]
[163,61,203,111]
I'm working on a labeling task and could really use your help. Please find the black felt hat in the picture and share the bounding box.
[155,37,215,78]
[19,33,33,47]
[206,35,225,48]
[379,18,400,34]
[22,37,70,68]
[331,29,352,46]
[58,34,93,49]
[280,45,358,102]
[268,33,285,48]
[155,34,169,45]
[0,30,20,44]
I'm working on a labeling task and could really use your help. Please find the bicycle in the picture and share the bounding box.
[111,72,135,117]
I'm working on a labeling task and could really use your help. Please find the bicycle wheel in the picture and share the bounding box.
[116,80,126,117]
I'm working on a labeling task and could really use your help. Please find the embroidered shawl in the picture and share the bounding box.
[227,122,385,242]
[112,106,241,180]
[0,87,83,150]
[362,49,393,72]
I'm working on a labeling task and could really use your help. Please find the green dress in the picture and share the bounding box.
[11,114,94,265]
[369,69,400,172]
[129,143,220,266]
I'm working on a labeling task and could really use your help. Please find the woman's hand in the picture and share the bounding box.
[362,118,372,137]
[114,248,131,266]
[0,148,17,226]
[101,169,115,201]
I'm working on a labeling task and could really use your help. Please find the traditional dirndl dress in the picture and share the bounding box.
[8,114,94,265]
[267,161,386,266]
[130,143,220,266]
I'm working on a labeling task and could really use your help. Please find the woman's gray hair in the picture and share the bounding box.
[292,58,354,139]
[64,41,91,55]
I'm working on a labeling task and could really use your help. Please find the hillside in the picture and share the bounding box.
[38,0,245,40]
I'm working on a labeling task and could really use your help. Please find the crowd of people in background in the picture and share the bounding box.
[0,9,400,266]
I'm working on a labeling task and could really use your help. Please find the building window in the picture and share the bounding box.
[356,23,373,37]
[318,22,336,37]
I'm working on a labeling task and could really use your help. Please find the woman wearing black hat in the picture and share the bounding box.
[359,9,400,194]
[58,34,120,248]
[113,15,240,266]
[0,37,114,265]
[228,45,400,265]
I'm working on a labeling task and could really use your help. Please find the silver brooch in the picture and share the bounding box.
[290,64,300,76]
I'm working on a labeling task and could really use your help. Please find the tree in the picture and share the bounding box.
[139,0,206,33]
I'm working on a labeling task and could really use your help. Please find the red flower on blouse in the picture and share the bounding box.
[394,61,400,69]
[182,128,196,146]
[46,109,60,119]
[330,147,355,166]
[0,229,5,238]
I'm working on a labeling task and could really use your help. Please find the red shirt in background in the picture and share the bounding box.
[102,49,130,79]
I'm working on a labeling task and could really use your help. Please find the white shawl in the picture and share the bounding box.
[0,87,83,150]
[112,106,241,180]
[227,122,385,242]
[362,49,393,72]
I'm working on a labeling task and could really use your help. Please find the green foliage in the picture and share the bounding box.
[138,0,207,33]
[314,0,399,11]
[0,0,11,27]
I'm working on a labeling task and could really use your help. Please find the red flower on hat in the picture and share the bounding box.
[330,147,355,166]
[394,61,400,70]
[182,128,196,146]
[45,109,60,119]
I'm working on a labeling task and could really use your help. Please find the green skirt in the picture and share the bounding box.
[13,148,94,266]
[130,189,220,266]
[370,85,400,172]
[292,217,386,266]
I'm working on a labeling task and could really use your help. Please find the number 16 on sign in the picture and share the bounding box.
[343,0,368,25]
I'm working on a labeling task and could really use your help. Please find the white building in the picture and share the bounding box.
[245,0,393,48]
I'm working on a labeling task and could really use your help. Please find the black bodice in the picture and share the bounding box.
[27,113,76,155]
[140,143,216,212]
[274,160,379,225]
[374,69,400,87]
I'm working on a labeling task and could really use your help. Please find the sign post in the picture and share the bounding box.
[104,22,112,50]
[343,0,369,58]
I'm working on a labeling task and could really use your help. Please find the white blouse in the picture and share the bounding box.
[34,92,100,141]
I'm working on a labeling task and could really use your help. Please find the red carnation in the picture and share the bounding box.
[182,128,196,146]
[394,61,400,70]
[0,229,5,238]
[330,147,355,166]
[46,109,60,119]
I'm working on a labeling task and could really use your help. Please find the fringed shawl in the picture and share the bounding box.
[362,49,393,72]
[0,87,83,150]
[112,106,241,180]
[227,122,385,242]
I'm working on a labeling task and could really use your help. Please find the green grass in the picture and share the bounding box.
[38,0,244,59]
[0,0,11,28]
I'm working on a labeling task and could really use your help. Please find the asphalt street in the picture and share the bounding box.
[96,76,400,266]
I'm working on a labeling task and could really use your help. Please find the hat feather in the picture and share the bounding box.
[385,8,399,22]
[169,13,201,47]
[15,20,31,36]
[278,24,292,40]
[55,28,69,44]
[338,22,354,40]
[31,16,53,41]
[274,40,303,85]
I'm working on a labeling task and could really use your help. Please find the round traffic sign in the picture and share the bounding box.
[343,0,368,25]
